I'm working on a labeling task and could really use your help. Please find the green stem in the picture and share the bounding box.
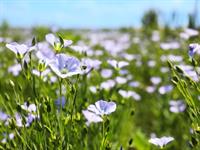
[70,75,79,122]
[58,78,63,112]
[100,119,105,150]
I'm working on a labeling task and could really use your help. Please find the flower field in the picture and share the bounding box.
[0,22,200,150]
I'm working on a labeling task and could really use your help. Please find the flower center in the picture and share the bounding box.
[61,68,68,74]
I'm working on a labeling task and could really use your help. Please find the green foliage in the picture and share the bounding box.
[0,24,199,150]
[141,9,158,37]
[169,57,200,149]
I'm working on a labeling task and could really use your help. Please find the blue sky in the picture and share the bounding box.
[0,0,199,28]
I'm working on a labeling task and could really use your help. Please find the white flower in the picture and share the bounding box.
[49,54,82,78]
[32,68,51,77]
[100,80,116,90]
[89,86,98,94]
[115,76,127,84]
[185,28,199,37]
[158,85,173,94]
[107,59,129,69]
[149,136,174,148]
[146,86,156,93]
[160,42,180,50]
[118,89,141,101]
[1,133,15,144]
[21,102,37,113]
[147,60,156,67]
[150,77,161,85]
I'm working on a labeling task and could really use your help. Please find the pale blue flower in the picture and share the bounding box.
[88,100,117,116]
[188,43,200,57]
[15,113,23,127]
[150,76,161,85]
[26,114,37,127]
[82,110,103,125]
[169,100,186,113]
[36,42,55,65]
[146,86,156,93]
[46,33,73,47]
[82,100,117,125]
[49,54,82,78]
[118,89,141,101]
[1,133,14,144]
[115,76,127,84]
[101,69,113,78]
[8,64,22,76]
[89,86,98,94]
[69,45,88,53]
[32,68,51,77]
[81,58,102,73]
[100,79,116,90]
[6,42,35,58]
[21,102,37,113]
[0,111,9,121]
[158,85,173,94]
[129,81,140,88]
[19,102,38,127]
[107,59,129,69]
[55,96,66,109]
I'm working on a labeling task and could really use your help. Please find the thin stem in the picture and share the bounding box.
[70,75,79,122]
[100,119,105,150]
[58,78,63,113]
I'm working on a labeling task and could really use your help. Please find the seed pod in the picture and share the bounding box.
[175,66,184,74]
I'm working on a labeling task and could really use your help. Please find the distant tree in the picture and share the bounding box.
[141,9,159,38]
[0,20,9,37]
[32,26,51,42]
[188,14,196,29]
[141,9,158,30]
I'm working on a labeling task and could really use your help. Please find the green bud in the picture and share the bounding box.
[16,52,23,61]
[23,61,29,71]
[4,93,10,101]
[32,37,36,46]
[175,66,184,74]
[191,58,198,67]
[58,35,64,46]
[129,138,133,145]
[130,109,135,116]
[191,137,198,147]
[9,80,15,87]
[181,79,187,88]
[38,60,46,72]
[167,60,173,69]
[171,76,179,85]
[54,42,62,52]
